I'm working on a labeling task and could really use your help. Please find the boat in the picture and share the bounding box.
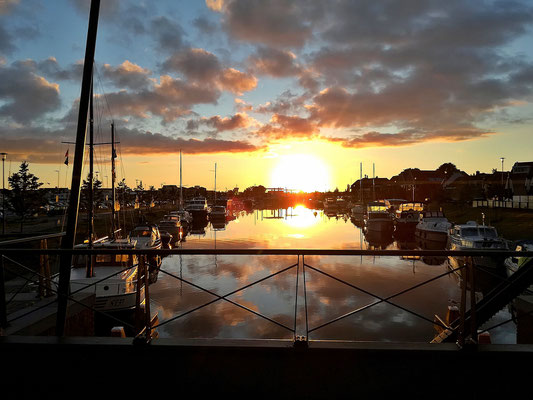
[335,197,349,213]
[130,224,162,281]
[447,221,509,271]
[383,199,408,214]
[323,198,338,213]
[415,210,452,245]
[505,241,533,317]
[186,196,208,221]
[130,224,162,251]
[159,230,173,248]
[350,203,365,220]
[394,202,425,236]
[169,209,193,228]
[64,238,143,312]
[364,201,394,233]
[209,205,226,221]
[157,214,184,242]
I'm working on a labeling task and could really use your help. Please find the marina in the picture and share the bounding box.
[2,0,533,397]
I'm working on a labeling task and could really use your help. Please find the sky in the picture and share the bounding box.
[1,0,533,192]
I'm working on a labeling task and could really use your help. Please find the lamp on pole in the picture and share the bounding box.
[500,157,505,185]
[1,153,6,235]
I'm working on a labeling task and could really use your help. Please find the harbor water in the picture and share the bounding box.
[149,205,518,343]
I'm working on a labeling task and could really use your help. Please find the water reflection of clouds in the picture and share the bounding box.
[148,207,513,342]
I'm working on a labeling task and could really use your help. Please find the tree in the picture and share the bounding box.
[80,174,103,211]
[8,161,43,232]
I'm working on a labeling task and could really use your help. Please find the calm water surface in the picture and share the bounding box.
[149,206,517,343]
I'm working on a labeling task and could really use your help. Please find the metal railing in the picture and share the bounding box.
[2,247,533,347]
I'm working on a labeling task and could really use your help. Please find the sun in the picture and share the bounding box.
[270,154,330,192]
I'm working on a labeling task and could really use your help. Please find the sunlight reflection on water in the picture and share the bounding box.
[149,206,517,344]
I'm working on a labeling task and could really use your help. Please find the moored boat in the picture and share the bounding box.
[63,238,143,313]
[394,202,425,236]
[186,196,208,221]
[364,201,394,233]
[415,210,451,244]
[447,221,509,271]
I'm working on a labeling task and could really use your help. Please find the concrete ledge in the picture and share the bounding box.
[1,336,532,398]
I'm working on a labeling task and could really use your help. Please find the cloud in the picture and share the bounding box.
[101,75,220,123]
[218,0,313,47]
[69,0,120,20]
[162,48,257,95]
[0,24,16,55]
[190,112,259,134]
[0,60,61,124]
[102,60,153,90]
[118,128,263,155]
[247,47,301,77]
[325,127,494,149]
[0,0,19,15]
[150,16,186,53]
[255,114,318,140]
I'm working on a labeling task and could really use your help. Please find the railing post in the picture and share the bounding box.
[458,258,467,348]
[469,257,477,344]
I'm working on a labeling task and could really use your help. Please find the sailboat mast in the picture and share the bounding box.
[179,149,183,209]
[360,162,363,203]
[56,0,100,336]
[111,121,116,239]
[87,79,94,279]
[214,162,217,204]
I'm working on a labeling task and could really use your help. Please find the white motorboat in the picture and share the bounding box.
[64,238,143,312]
[447,221,508,271]
[169,209,193,228]
[364,201,394,233]
[415,210,452,244]
[130,224,162,250]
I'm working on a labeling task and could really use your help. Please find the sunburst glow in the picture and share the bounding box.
[270,154,330,192]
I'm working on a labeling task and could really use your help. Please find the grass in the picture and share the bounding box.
[440,203,533,241]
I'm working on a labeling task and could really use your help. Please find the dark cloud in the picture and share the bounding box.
[100,75,220,123]
[217,0,313,48]
[247,47,302,77]
[0,0,19,15]
[0,24,16,55]
[0,60,61,124]
[151,16,186,53]
[69,0,120,20]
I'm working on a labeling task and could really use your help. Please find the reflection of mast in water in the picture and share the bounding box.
[180,253,183,296]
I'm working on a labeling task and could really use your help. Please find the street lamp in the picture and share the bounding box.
[1,152,7,235]
[500,157,505,185]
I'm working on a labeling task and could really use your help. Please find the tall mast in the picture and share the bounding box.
[57,0,101,336]
[87,79,94,278]
[360,162,363,203]
[111,121,116,239]
[214,162,217,204]
[179,149,183,209]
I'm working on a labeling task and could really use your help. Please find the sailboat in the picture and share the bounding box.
[57,78,144,313]
[171,150,192,228]
[208,162,226,223]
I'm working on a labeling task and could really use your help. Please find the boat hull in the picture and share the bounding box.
[415,228,448,244]
[365,219,394,233]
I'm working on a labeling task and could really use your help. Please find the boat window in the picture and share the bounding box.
[132,229,151,237]
[479,227,498,238]
[96,254,112,263]
[115,254,130,263]
[461,227,479,237]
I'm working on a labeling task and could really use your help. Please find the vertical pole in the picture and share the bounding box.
[111,122,116,239]
[0,254,7,329]
[458,260,467,347]
[179,150,183,210]
[469,258,477,343]
[2,154,5,235]
[293,254,299,341]
[56,0,100,337]
[87,81,94,278]
[360,162,362,204]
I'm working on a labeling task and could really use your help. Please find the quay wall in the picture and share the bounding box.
[1,336,532,398]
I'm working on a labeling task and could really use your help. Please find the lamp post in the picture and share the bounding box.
[1,153,6,235]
